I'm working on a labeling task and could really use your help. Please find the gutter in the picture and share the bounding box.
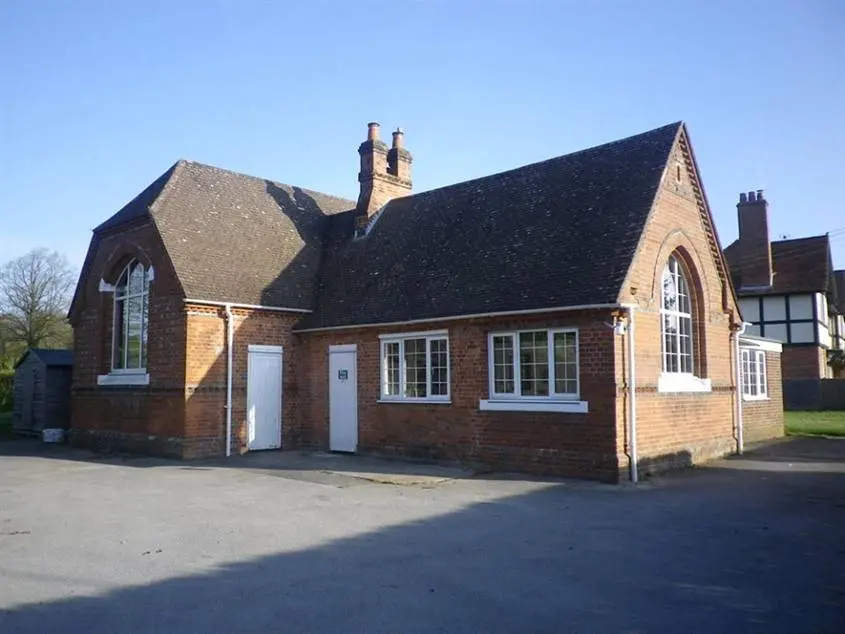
[293,302,624,333]
[224,304,234,457]
[184,298,311,314]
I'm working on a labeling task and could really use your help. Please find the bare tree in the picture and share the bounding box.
[0,249,76,349]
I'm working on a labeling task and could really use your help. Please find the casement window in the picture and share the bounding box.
[488,329,579,400]
[741,349,767,399]
[379,331,449,402]
[97,260,153,386]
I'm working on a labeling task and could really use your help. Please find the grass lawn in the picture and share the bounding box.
[785,410,845,437]
[0,411,12,437]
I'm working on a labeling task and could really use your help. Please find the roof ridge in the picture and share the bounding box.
[385,121,684,208]
[772,234,829,245]
[178,159,355,206]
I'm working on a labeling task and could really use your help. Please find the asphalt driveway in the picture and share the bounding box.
[1,437,843,633]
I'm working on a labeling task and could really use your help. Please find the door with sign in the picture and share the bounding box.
[329,345,358,452]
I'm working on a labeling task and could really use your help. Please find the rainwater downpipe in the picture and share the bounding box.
[626,306,638,484]
[734,321,750,455]
[224,303,234,457]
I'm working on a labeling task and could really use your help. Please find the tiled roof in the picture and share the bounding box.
[85,161,355,311]
[725,235,832,296]
[834,270,845,312]
[296,122,682,330]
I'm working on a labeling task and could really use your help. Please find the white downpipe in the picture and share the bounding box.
[627,307,638,484]
[224,304,234,457]
[734,321,749,455]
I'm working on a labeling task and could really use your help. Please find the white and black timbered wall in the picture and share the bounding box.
[739,293,844,350]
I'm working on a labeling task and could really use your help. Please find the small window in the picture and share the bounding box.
[741,349,767,399]
[489,329,579,400]
[380,332,450,402]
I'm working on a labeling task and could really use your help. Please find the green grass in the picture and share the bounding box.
[785,411,845,437]
[0,411,12,437]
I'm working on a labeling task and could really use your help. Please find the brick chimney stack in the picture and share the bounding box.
[357,122,412,219]
[736,189,773,288]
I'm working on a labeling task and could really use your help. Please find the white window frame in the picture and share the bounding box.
[741,349,768,401]
[480,328,587,413]
[97,261,153,386]
[378,330,450,403]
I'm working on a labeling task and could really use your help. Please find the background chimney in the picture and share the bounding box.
[357,122,413,220]
[736,189,773,288]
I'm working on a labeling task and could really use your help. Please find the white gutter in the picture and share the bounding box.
[293,302,624,333]
[184,298,312,314]
[627,307,638,484]
[734,321,750,455]
[224,303,234,457]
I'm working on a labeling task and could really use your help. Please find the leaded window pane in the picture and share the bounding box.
[554,331,578,395]
[403,338,427,398]
[493,335,515,394]
[519,331,549,396]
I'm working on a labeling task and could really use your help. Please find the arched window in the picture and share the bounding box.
[112,260,151,372]
[661,254,693,374]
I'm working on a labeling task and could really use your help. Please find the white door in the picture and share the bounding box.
[247,345,283,451]
[329,345,358,452]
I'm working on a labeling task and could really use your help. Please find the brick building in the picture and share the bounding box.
[724,192,845,379]
[69,122,783,481]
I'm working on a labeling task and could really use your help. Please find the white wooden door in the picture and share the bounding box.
[329,345,358,452]
[247,345,283,451]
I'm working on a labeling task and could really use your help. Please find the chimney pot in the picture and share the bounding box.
[750,191,757,202]
[756,189,764,201]
[367,122,380,141]
[739,192,747,204]
[392,128,404,149]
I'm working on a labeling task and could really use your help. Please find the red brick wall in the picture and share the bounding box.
[741,349,785,443]
[614,132,743,476]
[781,345,826,380]
[300,310,621,482]
[184,305,303,457]
[70,221,188,455]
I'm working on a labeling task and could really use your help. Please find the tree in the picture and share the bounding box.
[0,249,76,350]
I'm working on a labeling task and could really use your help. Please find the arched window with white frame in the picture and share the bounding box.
[112,260,151,372]
[661,254,694,374]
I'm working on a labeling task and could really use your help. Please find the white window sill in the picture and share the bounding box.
[742,395,770,402]
[97,373,150,386]
[377,399,452,405]
[657,373,711,394]
[479,399,589,413]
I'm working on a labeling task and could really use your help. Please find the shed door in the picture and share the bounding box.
[329,345,358,452]
[246,346,283,451]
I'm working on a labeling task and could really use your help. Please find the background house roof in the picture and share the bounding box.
[725,235,833,297]
[15,348,75,369]
[297,122,683,330]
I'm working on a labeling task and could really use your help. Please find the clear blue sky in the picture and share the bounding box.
[2,0,844,272]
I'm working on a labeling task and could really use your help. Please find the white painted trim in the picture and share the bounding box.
[738,337,783,353]
[377,399,452,405]
[479,399,589,413]
[97,373,150,386]
[657,373,712,393]
[329,344,358,353]
[248,344,284,353]
[98,278,115,293]
[742,395,770,402]
[184,298,312,314]
[293,303,622,333]
[378,329,448,340]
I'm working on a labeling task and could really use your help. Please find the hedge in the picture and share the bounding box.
[0,369,13,412]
